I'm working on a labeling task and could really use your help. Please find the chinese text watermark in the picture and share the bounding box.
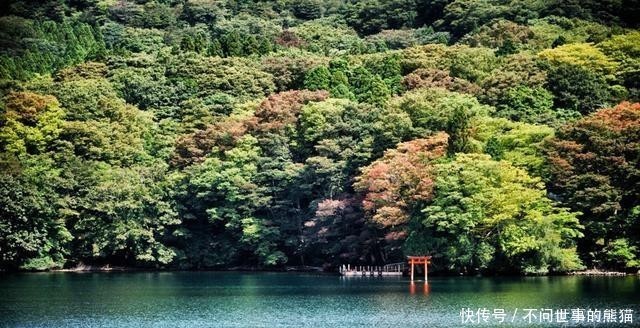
[460,308,634,325]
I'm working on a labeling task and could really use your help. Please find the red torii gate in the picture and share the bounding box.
[407,256,431,283]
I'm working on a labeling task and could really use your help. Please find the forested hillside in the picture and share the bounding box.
[0,0,638,274]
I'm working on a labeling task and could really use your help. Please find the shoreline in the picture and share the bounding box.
[568,269,631,276]
[48,264,329,274]
[3,266,636,276]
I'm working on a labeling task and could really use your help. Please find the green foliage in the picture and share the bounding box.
[0,0,638,274]
[410,153,583,274]
[51,79,153,165]
[435,0,541,38]
[302,59,398,105]
[290,0,324,20]
[480,53,547,107]
[349,66,391,105]
[528,16,615,50]
[461,19,533,52]
[297,98,412,170]
[545,102,640,270]
[262,53,325,91]
[289,17,371,55]
[181,0,225,25]
[363,53,403,94]
[365,27,450,50]
[598,32,640,100]
[343,0,419,35]
[604,239,639,269]
[0,164,71,270]
[102,23,166,54]
[390,88,491,152]
[179,24,212,55]
[494,85,570,125]
[0,92,65,156]
[303,66,331,91]
[545,63,613,114]
[0,17,105,79]
[108,58,185,119]
[67,163,179,266]
[108,1,176,29]
[166,54,276,101]
[538,43,618,76]
[401,44,498,83]
[471,116,553,177]
[177,135,285,267]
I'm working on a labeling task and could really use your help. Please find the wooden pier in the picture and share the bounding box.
[340,255,432,282]
[339,262,405,276]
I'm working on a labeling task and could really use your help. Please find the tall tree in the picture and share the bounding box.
[354,133,448,259]
[545,102,640,270]
[412,153,583,274]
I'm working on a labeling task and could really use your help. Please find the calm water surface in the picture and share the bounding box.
[0,272,638,327]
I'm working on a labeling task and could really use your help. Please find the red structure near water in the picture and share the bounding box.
[407,256,432,283]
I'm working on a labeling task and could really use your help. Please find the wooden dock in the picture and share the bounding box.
[339,262,406,276]
[340,256,432,283]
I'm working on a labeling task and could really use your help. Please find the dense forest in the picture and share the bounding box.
[0,0,638,275]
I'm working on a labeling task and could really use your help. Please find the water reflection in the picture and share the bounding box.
[409,282,430,295]
[0,272,638,327]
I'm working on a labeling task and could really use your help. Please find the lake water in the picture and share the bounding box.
[0,272,638,327]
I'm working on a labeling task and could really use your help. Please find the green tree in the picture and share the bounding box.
[471,116,554,177]
[545,63,613,114]
[0,92,65,156]
[538,43,618,76]
[329,70,355,99]
[0,160,71,271]
[343,0,419,35]
[178,135,285,267]
[67,163,179,267]
[364,54,403,94]
[390,88,491,152]
[303,66,331,91]
[409,153,583,274]
[545,102,640,270]
[208,39,224,57]
[494,86,559,124]
[349,66,391,105]
[354,133,449,260]
[221,31,244,57]
[598,32,640,101]
[291,0,323,20]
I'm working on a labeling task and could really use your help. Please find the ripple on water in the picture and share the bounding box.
[0,272,638,327]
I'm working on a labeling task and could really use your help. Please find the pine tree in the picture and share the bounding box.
[243,35,259,55]
[208,39,224,57]
[304,66,331,91]
[329,70,354,99]
[181,35,196,52]
[257,36,273,55]
[222,31,243,57]
[351,66,391,104]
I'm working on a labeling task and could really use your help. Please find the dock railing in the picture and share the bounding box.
[339,262,406,276]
